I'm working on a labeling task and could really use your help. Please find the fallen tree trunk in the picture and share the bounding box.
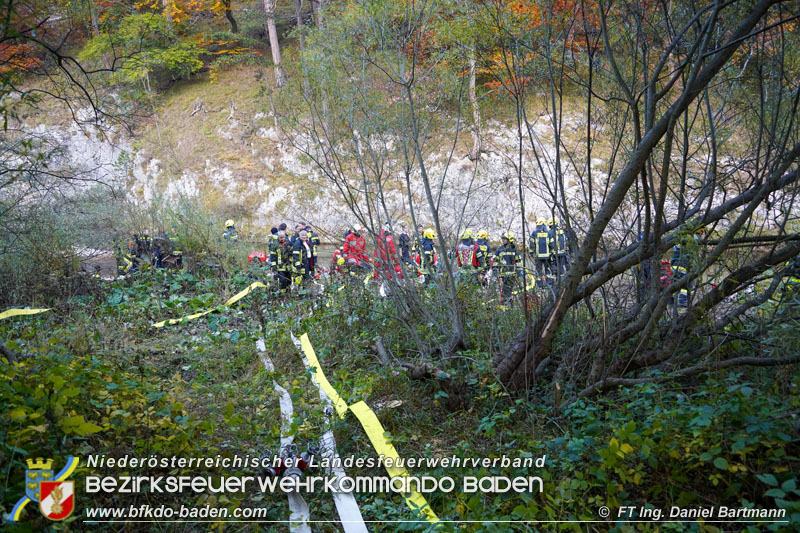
[373,338,392,366]
[556,239,800,403]
[1,344,20,364]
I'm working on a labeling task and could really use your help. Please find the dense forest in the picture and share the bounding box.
[2,0,799,530]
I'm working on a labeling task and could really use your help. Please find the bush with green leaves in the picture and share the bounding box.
[1,272,286,526]
[0,206,95,307]
[79,13,204,88]
[1,260,797,530]
[277,277,800,530]
[0,311,206,525]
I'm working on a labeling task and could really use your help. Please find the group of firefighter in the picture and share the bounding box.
[251,217,572,299]
[255,222,322,291]
[117,228,183,275]
[118,217,800,305]
[257,218,800,304]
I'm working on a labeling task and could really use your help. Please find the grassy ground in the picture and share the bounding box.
[2,269,799,531]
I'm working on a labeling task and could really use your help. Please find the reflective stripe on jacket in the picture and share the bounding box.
[535,231,550,259]
[494,244,520,275]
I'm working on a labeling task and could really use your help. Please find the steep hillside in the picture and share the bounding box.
[24,64,605,242]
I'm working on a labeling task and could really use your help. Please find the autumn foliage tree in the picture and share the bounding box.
[278,0,800,398]
[488,0,800,401]
[76,0,256,94]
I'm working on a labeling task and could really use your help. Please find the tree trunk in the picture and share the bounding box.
[467,46,482,161]
[310,0,324,29]
[492,0,779,391]
[404,83,465,355]
[294,0,306,51]
[263,0,285,87]
[1,343,20,364]
[295,0,312,96]
[224,0,239,33]
[87,0,111,69]
[374,338,391,366]
[308,0,329,127]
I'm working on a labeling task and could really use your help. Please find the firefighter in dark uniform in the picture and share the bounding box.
[476,229,492,278]
[222,220,239,242]
[494,232,521,300]
[531,218,552,285]
[549,218,569,275]
[117,240,140,276]
[420,228,437,283]
[266,227,279,271]
[292,229,314,285]
[305,224,320,272]
[268,227,278,252]
[398,224,412,265]
[270,231,292,291]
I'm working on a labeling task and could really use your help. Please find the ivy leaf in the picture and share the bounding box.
[62,387,80,398]
[757,474,779,486]
[76,421,104,436]
[50,375,64,390]
[8,408,27,420]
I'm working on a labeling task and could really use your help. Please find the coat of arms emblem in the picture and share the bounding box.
[39,480,75,520]
[11,456,78,522]
[24,458,54,502]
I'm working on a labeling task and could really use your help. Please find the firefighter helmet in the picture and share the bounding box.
[502,231,514,243]
[225,219,235,228]
[423,228,436,240]
[462,229,474,240]
[477,229,488,239]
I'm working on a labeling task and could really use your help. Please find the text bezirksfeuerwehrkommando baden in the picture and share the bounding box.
[85,474,544,494]
[84,454,547,495]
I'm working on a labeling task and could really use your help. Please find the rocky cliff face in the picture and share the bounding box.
[19,90,598,244]
[11,67,779,251]
[26,115,130,193]
[121,113,595,242]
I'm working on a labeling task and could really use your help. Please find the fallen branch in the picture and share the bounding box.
[575,352,800,400]
[372,338,392,366]
[190,98,206,116]
[401,362,436,380]
[400,362,468,411]
[1,343,20,364]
